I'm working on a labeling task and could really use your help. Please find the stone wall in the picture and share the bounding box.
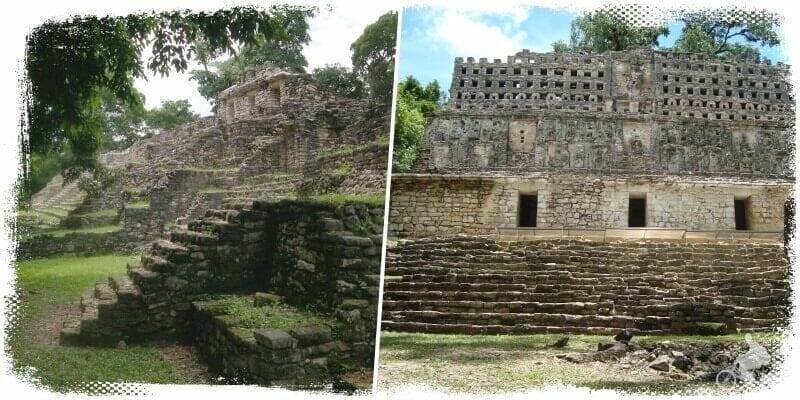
[389,174,791,237]
[300,142,390,195]
[62,199,382,386]
[414,49,793,178]
[17,231,133,260]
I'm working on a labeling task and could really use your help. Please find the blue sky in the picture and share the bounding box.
[399,6,788,91]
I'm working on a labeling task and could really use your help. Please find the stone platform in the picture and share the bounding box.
[382,236,791,335]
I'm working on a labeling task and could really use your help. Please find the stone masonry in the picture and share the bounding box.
[385,49,793,335]
[391,49,793,237]
[55,63,389,387]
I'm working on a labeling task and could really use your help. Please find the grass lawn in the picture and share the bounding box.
[8,254,193,392]
[308,192,386,207]
[378,332,780,394]
[22,224,123,240]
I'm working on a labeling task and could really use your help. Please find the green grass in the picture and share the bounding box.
[16,210,62,226]
[317,138,388,160]
[202,295,335,331]
[378,332,783,393]
[9,254,187,391]
[76,208,118,218]
[307,192,386,206]
[23,224,123,240]
[333,162,354,176]
[125,200,149,209]
[197,186,228,194]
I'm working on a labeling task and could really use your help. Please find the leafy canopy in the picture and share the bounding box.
[351,11,397,104]
[392,76,444,173]
[144,99,200,134]
[563,8,669,52]
[312,63,366,99]
[190,7,313,103]
[673,13,780,60]
[24,5,315,182]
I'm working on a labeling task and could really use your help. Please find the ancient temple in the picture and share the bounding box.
[382,49,793,335]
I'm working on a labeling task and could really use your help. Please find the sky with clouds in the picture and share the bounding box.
[134,4,392,116]
[399,6,789,92]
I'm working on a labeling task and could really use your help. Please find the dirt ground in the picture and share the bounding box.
[377,332,775,394]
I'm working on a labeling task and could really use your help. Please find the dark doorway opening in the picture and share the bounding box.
[735,198,751,230]
[628,196,646,227]
[519,194,538,227]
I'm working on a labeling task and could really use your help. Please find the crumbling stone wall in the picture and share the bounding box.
[390,175,791,237]
[61,199,381,386]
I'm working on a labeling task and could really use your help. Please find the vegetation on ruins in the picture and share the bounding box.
[143,99,200,134]
[672,14,781,60]
[189,7,313,104]
[554,9,669,53]
[552,9,781,62]
[22,5,316,198]
[392,76,444,173]
[351,11,398,105]
[312,63,367,99]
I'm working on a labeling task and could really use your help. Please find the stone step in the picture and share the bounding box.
[380,321,660,335]
[383,310,669,330]
[141,255,176,273]
[383,290,603,303]
[169,229,219,246]
[385,281,527,292]
[151,239,191,264]
[108,275,142,303]
[382,299,609,314]
[128,264,162,293]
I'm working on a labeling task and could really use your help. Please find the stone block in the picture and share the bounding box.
[253,292,282,307]
[254,328,297,349]
[290,324,332,346]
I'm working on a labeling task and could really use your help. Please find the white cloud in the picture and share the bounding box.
[428,9,528,59]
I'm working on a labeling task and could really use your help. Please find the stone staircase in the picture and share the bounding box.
[382,236,791,335]
[60,202,253,345]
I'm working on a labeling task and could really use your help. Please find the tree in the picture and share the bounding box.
[98,88,147,151]
[144,99,199,134]
[312,63,366,99]
[351,11,397,104]
[673,14,780,60]
[190,8,313,103]
[392,75,444,172]
[554,9,669,52]
[24,5,315,184]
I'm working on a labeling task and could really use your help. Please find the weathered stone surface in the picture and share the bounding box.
[253,292,282,307]
[290,324,332,346]
[649,355,672,372]
[254,329,297,349]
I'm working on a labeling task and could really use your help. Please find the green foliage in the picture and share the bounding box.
[308,192,386,206]
[673,14,780,60]
[551,40,570,53]
[351,11,397,104]
[144,99,199,133]
[190,8,313,103]
[312,63,366,99]
[24,5,315,183]
[98,87,147,151]
[204,295,334,330]
[568,9,669,52]
[392,75,443,172]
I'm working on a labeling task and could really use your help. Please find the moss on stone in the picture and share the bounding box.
[202,294,335,331]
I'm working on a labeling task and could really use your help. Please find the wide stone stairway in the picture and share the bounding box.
[382,236,791,335]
